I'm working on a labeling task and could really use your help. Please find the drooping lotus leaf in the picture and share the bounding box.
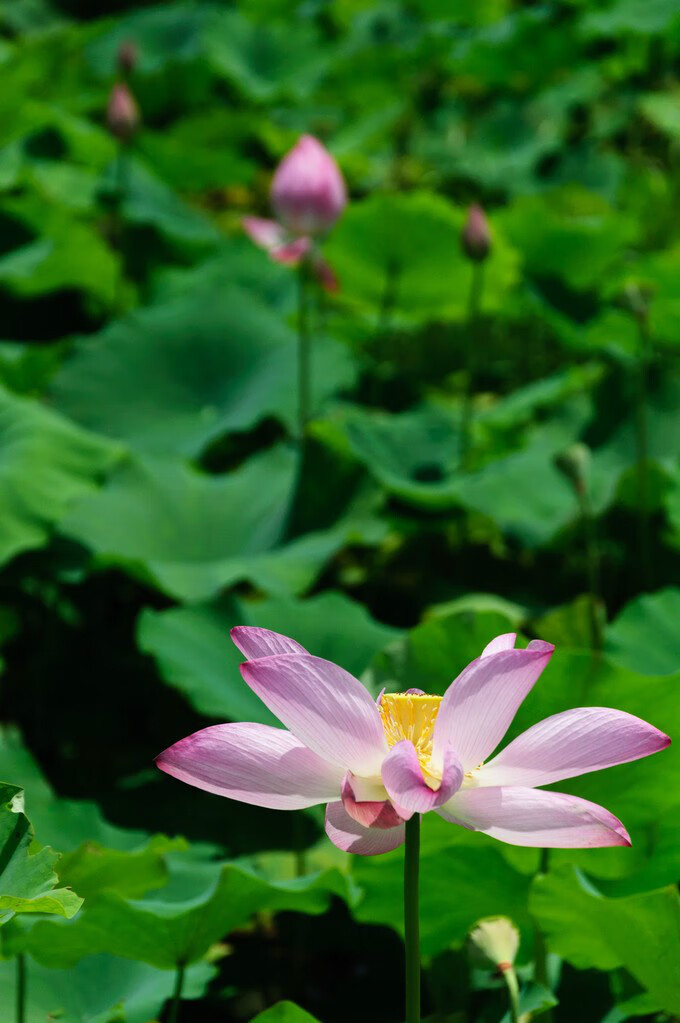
[0,782,82,925]
[21,861,358,970]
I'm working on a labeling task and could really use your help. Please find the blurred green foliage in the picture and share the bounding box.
[0,0,679,1021]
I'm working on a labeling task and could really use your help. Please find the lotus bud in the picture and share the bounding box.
[107,82,140,143]
[271,135,347,237]
[117,39,138,76]
[554,443,591,496]
[461,203,491,262]
[468,916,520,972]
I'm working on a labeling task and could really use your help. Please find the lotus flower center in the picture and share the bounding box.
[379,692,442,772]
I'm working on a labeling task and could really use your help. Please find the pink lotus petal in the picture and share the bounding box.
[437,786,631,848]
[242,216,286,251]
[341,774,405,829]
[381,740,464,814]
[325,799,405,855]
[231,626,307,661]
[156,722,343,809]
[481,633,517,658]
[271,236,312,265]
[240,653,388,776]
[478,707,671,788]
[433,641,554,771]
[272,135,347,237]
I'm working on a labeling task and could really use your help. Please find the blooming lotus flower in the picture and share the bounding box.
[156,629,669,856]
[243,135,346,291]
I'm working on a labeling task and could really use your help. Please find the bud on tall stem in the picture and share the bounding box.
[461,203,491,262]
[107,82,140,144]
[272,135,347,237]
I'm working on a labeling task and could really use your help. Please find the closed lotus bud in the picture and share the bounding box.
[272,134,347,237]
[461,203,491,262]
[117,39,138,75]
[554,443,591,494]
[468,916,520,972]
[107,82,140,143]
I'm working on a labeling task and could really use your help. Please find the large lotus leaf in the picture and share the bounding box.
[531,867,680,1014]
[151,239,296,313]
[605,588,680,676]
[497,188,637,291]
[0,783,82,925]
[138,590,401,723]
[206,9,331,101]
[57,836,184,902]
[51,286,353,456]
[59,446,353,602]
[140,109,256,191]
[0,384,120,568]
[323,394,591,543]
[100,157,220,246]
[324,191,519,323]
[0,197,119,302]
[0,953,214,1023]
[0,727,148,853]
[252,1003,321,1023]
[580,0,680,37]
[85,3,211,75]
[353,824,532,957]
[22,863,357,969]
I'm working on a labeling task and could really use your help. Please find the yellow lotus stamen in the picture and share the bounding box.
[379,692,442,775]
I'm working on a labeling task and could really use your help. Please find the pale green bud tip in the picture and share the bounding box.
[468,916,520,970]
[554,443,591,491]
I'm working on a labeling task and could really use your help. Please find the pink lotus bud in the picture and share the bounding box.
[461,203,491,262]
[117,39,138,75]
[107,82,140,143]
[271,135,347,237]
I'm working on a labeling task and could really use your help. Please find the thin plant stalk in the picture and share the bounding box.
[633,313,652,589]
[111,142,129,314]
[167,961,186,1023]
[576,481,603,653]
[502,965,521,1023]
[404,813,421,1023]
[297,259,312,441]
[16,953,26,1023]
[533,848,553,1023]
[378,256,401,334]
[460,261,485,469]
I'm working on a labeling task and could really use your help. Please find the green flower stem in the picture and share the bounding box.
[112,142,129,314]
[167,961,186,1023]
[576,482,603,653]
[634,314,652,589]
[502,965,521,1023]
[460,261,485,469]
[533,848,553,1023]
[404,813,421,1023]
[16,953,26,1023]
[297,259,312,442]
